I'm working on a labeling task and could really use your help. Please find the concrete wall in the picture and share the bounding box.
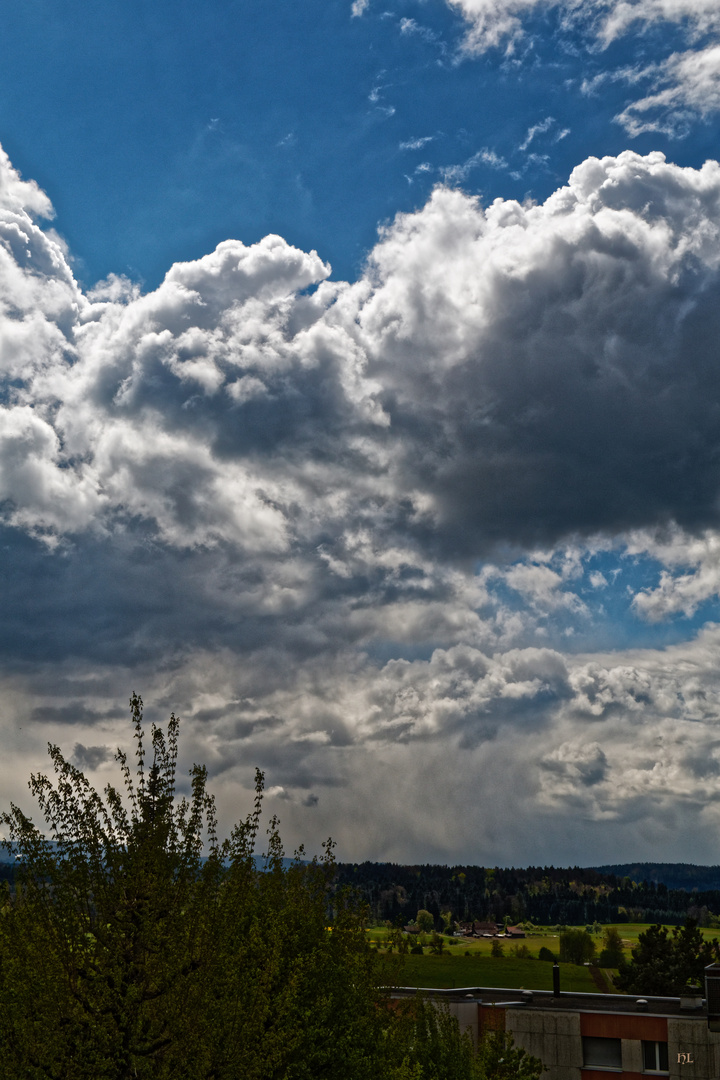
[621,1036,643,1073]
[447,1000,479,1046]
[668,1017,720,1080]
[505,1007,582,1080]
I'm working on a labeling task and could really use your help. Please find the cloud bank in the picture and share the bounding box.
[4,144,720,862]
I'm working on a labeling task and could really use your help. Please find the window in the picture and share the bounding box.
[582,1036,622,1069]
[642,1041,669,1073]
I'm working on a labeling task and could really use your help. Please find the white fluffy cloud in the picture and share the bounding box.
[8,146,720,557]
[7,145,720,860]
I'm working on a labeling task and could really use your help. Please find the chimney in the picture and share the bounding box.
[680,983,703,1011]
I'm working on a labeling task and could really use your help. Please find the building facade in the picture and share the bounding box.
[391,985,720,1080]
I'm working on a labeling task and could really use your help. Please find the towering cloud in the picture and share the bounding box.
[4,145,720,862]
[7,148,720,558]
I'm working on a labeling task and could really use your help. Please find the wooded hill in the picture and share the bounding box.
[332,862,720,927]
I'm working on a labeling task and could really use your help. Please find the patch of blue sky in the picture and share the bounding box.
[0,0,715,293]
[479,546,720,655]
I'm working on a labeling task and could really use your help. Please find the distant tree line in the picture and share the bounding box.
[332,862,720,928]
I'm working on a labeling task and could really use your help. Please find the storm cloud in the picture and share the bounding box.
[4,144,720,862]
[7,149,720,557]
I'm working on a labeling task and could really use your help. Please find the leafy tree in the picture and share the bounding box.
[615,919,720,995]
[429,931,445,955]
[491,938,504,957]
[598,927,624,968]
[0,695,545,1080]
[416,909,434,933]
[538,946,557,962]
[386,999,543,1080]
[559,929,596,965]
[477,1030,544,1080]
[0,694,391,1080]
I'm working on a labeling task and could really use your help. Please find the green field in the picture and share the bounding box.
[368,922,720,993]
[388,953,600,992]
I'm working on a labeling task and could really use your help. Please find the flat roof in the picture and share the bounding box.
[389,986,708,1019]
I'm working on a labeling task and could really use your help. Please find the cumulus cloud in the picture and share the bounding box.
[10,145,720,575]
[349,151,720,553]
[9,144,720,861]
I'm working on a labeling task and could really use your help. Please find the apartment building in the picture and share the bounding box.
[391,979,720,1080]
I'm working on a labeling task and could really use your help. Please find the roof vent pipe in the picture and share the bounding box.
[552,963,560,998]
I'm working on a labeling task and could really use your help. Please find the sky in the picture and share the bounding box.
[4,0,720,866]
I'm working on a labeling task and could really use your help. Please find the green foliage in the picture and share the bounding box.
[0,695,391,1080]
[0,695,547,1080]
[386,1000,543,1080]
[429,931,446,955]
[538,946,557,962]
[476,1030,544,1080]
[615,919,720,995]
[416,909,434,933]
[491,939,504,957]
[511,944,530,959]
[559,928,596,965]
[598,926,624,968]
[390,927,410,954]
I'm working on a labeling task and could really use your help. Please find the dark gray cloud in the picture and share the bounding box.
[72,742,113,770]
[6,145,720,862]
[8,149,720,565]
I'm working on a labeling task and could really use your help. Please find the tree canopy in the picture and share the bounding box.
[0,694,542,1080]
[615,919,720,995]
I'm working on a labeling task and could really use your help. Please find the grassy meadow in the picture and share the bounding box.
[368,923,720,993]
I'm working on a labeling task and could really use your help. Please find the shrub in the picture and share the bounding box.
[429,932,446,955]
[416,909,434,933]
[538,946,557,962]
[598,927,625,967]
[559,929,596,965]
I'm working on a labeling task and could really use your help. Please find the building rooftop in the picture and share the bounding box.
[390,985,709,1019]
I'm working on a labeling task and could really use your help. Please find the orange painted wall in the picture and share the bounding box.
[580,1012,667,1041]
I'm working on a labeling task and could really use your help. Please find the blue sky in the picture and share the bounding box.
[4,0,716,289]
[3,0,720,865]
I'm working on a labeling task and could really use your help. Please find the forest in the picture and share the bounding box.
[332,861,720,928]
